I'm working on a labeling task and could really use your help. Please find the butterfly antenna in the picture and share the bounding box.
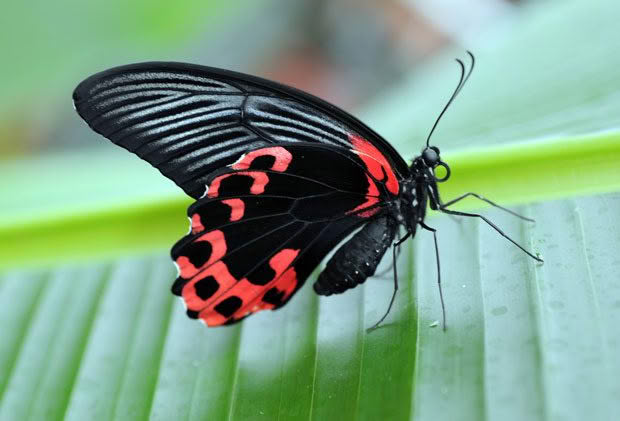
[454,51,475,97]
[426,51,475,148]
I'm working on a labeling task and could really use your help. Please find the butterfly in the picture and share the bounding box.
[73,52,541,330]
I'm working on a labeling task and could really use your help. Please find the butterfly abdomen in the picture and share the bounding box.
[314,216,398,296]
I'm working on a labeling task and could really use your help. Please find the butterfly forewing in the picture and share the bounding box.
[73,62,408,198]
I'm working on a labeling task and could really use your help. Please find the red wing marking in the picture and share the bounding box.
[182,261,237,312]
[175,230,226,278]
[350,134,399,195]
[273,266,297,301]
[347,174,380,217]
[232,146,293,171]
[221,199,245,221]
[207,171,269,198]
[191,213,204,234]
[183,248,300,326]
[202,309,231,327]
[355,207,381,218]
[235,266,298,318]
[268,248,299,274]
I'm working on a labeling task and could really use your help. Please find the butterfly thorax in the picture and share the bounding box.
[398,146,449,233]
[398,157,436,235]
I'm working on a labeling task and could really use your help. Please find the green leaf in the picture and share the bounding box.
[2,194,619,420]
[2,0,620,420]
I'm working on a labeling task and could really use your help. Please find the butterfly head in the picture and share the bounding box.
[422,146,440,167]
[412,146,451,183]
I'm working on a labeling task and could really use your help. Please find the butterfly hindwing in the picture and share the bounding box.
[171,143,398,325]
[173,213,361,326]
[72,62,408,199]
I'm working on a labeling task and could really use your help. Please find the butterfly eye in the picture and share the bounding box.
[422,147,439,167]
[430,146,440,155]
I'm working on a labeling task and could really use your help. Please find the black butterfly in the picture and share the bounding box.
[73,52,541,330]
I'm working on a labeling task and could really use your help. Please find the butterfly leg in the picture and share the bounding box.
[419,221,446,331]
[367,231,411,331]
[374,246,400,278]
[441,192,534,223]
[374,227,404,278]
[427,183,543,263]
[438,207,542,262]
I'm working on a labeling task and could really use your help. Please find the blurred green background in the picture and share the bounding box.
[1,1,620,420]
[2,0,443,156]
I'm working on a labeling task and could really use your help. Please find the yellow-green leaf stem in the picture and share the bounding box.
[2,132,618,269]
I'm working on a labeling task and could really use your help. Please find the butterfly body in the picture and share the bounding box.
[74,58,540,328]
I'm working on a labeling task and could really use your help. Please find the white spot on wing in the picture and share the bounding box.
[231,152,248,168]
[186,216,193,235]
[200,184,209,199]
